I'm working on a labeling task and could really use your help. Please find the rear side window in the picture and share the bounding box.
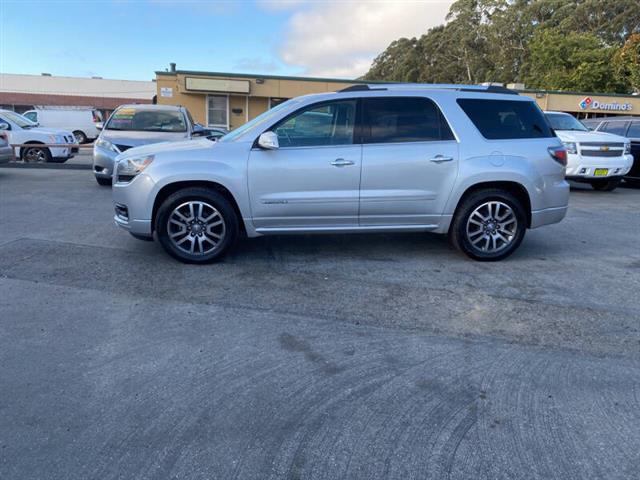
[627,121,640,138]
[457,99,553,139]
[600,121,629,136]
[363,97,454,144]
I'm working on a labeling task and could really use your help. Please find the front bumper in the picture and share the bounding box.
[565,154,633,178]
[93,145,118,178]
[112,173,155,238]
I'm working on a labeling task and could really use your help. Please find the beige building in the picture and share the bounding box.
[156,66,639,129]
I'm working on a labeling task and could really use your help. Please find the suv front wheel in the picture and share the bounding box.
[449,189,527,261]
[156,187,239,264]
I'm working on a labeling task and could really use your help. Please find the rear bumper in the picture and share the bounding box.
[530,205,568,229]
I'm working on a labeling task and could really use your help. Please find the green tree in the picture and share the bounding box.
[522,28,626,92]
[614,34,640,93]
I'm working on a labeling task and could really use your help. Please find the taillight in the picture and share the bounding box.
[548,146,567,166]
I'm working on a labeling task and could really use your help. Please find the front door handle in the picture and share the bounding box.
[331,158,355,167]
[429,155,453,163]
[429,155,454,164]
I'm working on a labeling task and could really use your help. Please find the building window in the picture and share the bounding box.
[207,95,228,127]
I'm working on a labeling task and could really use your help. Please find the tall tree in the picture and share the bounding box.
[614,34,640,93]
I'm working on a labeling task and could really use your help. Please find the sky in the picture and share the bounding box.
[0,0,453,81]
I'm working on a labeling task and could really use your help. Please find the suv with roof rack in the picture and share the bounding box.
[111,84,569,263]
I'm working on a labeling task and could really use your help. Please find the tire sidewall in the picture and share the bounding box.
[156,188,239,264]
[454,191,527,261]
[73,131,87,144]
[23,146,51,163]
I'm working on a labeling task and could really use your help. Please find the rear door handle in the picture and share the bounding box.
[429,155,454,164]
[331,158,355,167]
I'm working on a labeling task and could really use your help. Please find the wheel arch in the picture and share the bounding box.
[19,140,47,159]
[451,181,532,230]
[151,180,246,235]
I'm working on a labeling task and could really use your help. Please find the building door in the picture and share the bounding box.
[207,95,228,128]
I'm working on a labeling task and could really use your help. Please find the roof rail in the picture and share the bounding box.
[339,83,518,95]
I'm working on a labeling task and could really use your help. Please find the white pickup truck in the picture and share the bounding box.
[0,109,78,163]
[545,111,633,191]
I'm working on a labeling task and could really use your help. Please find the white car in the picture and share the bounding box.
[0,109,78,163]
[23,108,102,144]
[545,111,633,191]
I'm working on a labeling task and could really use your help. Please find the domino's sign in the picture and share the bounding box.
[579,96,633,112]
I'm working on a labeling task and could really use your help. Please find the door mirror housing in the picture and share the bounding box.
[191,124,207,137]
[95,122,104,131]
[0,121,9,131]
[258,131,279,150]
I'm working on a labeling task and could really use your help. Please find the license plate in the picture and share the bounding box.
[594,168,608,177]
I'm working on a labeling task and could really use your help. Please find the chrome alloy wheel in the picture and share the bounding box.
[166,201,226,256]
[24,147,46,163]
[465,201,518,253]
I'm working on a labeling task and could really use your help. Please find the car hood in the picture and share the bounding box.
[27,126,74,137]
[117,137,215,159]
[555,130,627,143]
[100,129,189,148]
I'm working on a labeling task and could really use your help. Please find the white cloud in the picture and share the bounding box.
[273,0,454,78]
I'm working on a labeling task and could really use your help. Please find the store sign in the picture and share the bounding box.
[185,77,250,94]
[579,96,632,112]
[160,87,173,98]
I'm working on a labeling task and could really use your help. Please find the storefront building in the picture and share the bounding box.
[156,66,640,129]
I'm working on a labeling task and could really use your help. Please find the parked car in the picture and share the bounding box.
[0,131,12,163]
[0,109,77,163]
[544,111,633,191]
[111,84,569,263]
[581,116,640,187]
[93,104,208,186]
[22,108,102,144]
[196,125,228,141]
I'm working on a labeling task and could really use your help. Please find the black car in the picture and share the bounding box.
[582,116,640,187]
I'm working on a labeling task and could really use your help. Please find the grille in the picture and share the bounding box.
[115,144,133,152]
[580,142,624,148]
[115,203,129,221]
[581,149,623,157]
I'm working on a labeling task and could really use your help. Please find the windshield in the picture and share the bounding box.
[545,113,588,132]
[220,98,304,142]
[1,111,37,128]
[105,108,187,132]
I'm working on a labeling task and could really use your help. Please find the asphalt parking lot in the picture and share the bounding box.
[1,168,639,479]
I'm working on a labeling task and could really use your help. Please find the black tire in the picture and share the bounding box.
[73,130,87,144]
[590,178,621,191]
[624,178,640,188]
[22,145,52,163]
[449,189,527,261]
[156,187,239,264]
[95,176,112,186]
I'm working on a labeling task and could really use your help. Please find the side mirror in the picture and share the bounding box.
[0,121,9,131]
[95,122,104,131]
[258,131,279,150]
[191,124,207,137]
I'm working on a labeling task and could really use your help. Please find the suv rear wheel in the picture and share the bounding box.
[156,187,239,264]
[449,189,527,261]
[590,178,621,191]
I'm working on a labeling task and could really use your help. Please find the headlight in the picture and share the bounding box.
[116,155,154,182]
[562,142,577,154]
[96,138,119,153]
[624,142,631,155]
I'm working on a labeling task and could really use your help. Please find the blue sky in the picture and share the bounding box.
[0,0,452,81]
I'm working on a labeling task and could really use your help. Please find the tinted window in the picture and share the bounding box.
[274,100,356,147]
[457,99,553,139]
[627,121,640,138]
[363,97,454,143]
[106,108,187,132]
[601,121,629,136]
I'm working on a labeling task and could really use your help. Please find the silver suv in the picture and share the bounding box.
[112,84,570,263]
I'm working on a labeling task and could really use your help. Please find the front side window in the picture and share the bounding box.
[208,95,228,127]
[23,111,38,123]
[1,111,37,128]
[106,108,187,132]
[458,99,554,139]
[273,100,356,148]
[626,121,640,138]
[601,121,629,136]
[363,97,454,143]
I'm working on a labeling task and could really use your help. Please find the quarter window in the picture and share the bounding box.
[273,100,357,147]
[207,95,228,128]
[457,99,554,139]
[363,97,454,143]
